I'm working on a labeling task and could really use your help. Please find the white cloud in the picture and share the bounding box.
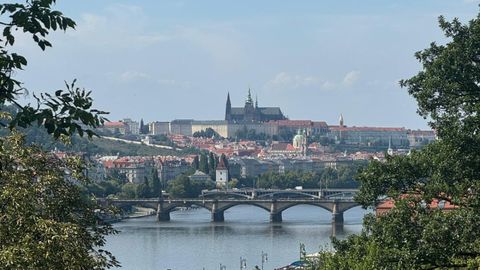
[119,71,150,82]
[264,70,360,92]
[66,4,169,48]
[113,71,191,88]
[342,71,360,87]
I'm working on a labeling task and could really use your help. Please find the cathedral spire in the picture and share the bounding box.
[246,88,253,105]
[225,92,232,121]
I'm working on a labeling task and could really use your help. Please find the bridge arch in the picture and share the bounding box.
[257,191,318,199]
[217,202,271,213]
[201,192,252,199]
[339,203,362,213]
[276,202,334,213]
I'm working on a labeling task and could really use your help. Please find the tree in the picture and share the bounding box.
[192,155,200,170]
[120,183,136,199]
[199,153,209,174]
[317,12,480,269]
[151,168,161,197]
[0,133,118,269]
[0,1,117,268]
[0,1,107,138]
[208,151,216,178]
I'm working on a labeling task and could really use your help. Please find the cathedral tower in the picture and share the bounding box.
[225,92,232,121]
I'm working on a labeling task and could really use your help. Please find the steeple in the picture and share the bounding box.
[255,94,258,109]
[225,92,232,121]
[387,136,393,156]
[339,114,344,127]
[246,88,253,105]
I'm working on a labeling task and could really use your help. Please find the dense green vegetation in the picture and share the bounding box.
[0,1,118,268]
[0,118,195,156]
[232,162,366,190]
[193,127,221,139]
[166,174,215,198]
[315,12,480,269]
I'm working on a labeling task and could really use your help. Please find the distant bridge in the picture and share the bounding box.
[201,188,358,200]
[102,189,360,224]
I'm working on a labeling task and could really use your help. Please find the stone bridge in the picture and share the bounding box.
[201,188,358,200]
[103,198,360,224]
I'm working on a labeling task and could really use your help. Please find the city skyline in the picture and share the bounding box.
[13,0,480,129]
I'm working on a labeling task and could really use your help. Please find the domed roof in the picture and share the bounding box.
[292,129,306,148]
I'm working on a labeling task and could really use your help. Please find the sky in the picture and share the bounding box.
[10,0,480,129]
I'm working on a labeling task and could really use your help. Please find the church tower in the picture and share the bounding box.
[216,155,229,188]
[339,114,344,127]
[225,92,232,121]
[244,88,255,122]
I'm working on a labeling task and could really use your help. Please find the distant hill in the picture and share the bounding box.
[0,123,195,157]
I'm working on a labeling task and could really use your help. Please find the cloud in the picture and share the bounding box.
[264,70,360,92]
[342,71,360,87]
[64,4,245,69]
[119,71,150,83]
[112,71,191,88]
[66,4,170,49]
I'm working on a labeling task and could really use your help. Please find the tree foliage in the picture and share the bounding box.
[166,174,215,198]
[0,0,108,138]
[316,12,480,270]
[0,133,119,269]
[0,1,118,269]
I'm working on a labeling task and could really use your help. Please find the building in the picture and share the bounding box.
[149,121,170,135]
[191,120,279,139]
[122,118,140,135]
[170,119,193,136]
[189,170,212,182]
[328,126,409,147]
[99,121,128,135]
[157,158,192,182]
[270,120,329,136]
[407,130,436,147]
[215,157,229,188]
[225,90,287,123]
[103,157,154,184]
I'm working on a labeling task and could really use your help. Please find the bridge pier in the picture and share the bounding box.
[331,222,344,237]
[157,202,170,221]
[270,212,282,223]
[270,201,282,223]
[211,211,225,222]
[211,201,224,222]
[331,201,344,224]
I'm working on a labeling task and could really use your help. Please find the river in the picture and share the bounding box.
[105,205,368,270]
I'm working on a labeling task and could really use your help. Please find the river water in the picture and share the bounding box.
[105,205,368,270]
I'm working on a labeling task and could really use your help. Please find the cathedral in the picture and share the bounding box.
[225,89,287,123]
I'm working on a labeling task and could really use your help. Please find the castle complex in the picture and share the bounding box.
[100,89,436,149]
[225,89,286,123]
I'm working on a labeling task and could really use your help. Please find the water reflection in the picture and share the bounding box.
[106,205,368,270]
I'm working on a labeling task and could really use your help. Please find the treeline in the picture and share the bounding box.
[166,174,215,198]
[234,162,366,189]
[83,168,163,199]
[193,128,221,139]
[193,152,229,179]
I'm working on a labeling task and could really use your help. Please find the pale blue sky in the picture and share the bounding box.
[12,0,480,128]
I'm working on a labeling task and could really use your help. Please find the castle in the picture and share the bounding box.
[225,89,287,123]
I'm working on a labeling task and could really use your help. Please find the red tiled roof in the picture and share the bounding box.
[377,197,458,212]
[268,120,312,127]
[312,121,328,127]
[329,126,406,132]
[104,121,126,128]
